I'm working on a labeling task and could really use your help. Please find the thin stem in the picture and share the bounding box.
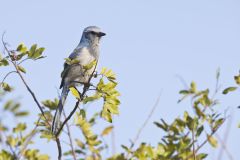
[217,115,234,160]
[128,92,162,156]
[111,127,116,155]
[17,57,30,65]
[192,128,196,160]
[17,118,41,160]
[63,110,77,160]
[216,134,234,160]
[1,71,17,84]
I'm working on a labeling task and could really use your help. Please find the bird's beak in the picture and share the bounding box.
[98,32,106,37]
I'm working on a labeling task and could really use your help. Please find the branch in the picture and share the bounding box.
[56,100,80,137]
[55,137,62,160]
[1,35,50,127]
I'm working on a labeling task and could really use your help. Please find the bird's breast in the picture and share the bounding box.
[78,47,96,65]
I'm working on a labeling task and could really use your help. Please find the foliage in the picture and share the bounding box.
[222,71,240,128]
[0,41,236,160]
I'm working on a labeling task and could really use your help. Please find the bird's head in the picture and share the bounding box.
[81,26,106,45]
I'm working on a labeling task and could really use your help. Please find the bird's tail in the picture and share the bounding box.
[52,87,69,134]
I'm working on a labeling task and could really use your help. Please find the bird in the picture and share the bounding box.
[52,26,106,134]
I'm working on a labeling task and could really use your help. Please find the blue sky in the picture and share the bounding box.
[0,0,240,159]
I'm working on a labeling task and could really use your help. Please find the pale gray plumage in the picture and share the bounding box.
[52,26,106,134]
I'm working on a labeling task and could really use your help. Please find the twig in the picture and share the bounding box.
[111,127,116,155]
[17,117,41,160]
[129,92,162,150]
[56,100,80,137]
[175,74,189,90]
[63,110,77,160]
[216,134,234,160]
[1,71,17,84]
[192,128,196,160]
[186,118,225,159]
[17,57,30,65]
[217,114,234,160]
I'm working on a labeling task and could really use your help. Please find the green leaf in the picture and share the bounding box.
[10,103,20,113]
[83,94,101,104]
[101,102,119,122]
[83,60,97,70]
[222,87,237,94]
[101,110,112,123]
[17,43,28,53]
[75,115,101,153]
[101,126,113,136]
[154,122,168,131]
[213,118,224,131]
[39,130,54,141]
[190,81,197,93]
[0,150,14,159]
[17,65,26,73]
[234,75,240,85]
[207,135,218,148]
[100,67,107,75]
[34,47,45,58]
[6,136,17,147]
[13,123,27,133]
[197,153,208,159]
[186,114,194,130]
[35,55,46,60]
[199,94,211,106]
[15,111,29,117]
[69,87,80,100]
[179,90,190,95]
[41,98,59,110]
[28,44,37,58]
[75,139,85,149]
[1,82,13,92]
[80,109,86,119]
[0,58,9,66]
[64,58,78,65]
[101,67,116,80]
[196,126,204,137]
[194,105,205,118]
[4,100,13,110]
[121,145,131,153]
[183,111,189,122]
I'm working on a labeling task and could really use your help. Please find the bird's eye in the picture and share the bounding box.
[90,31,96,35]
